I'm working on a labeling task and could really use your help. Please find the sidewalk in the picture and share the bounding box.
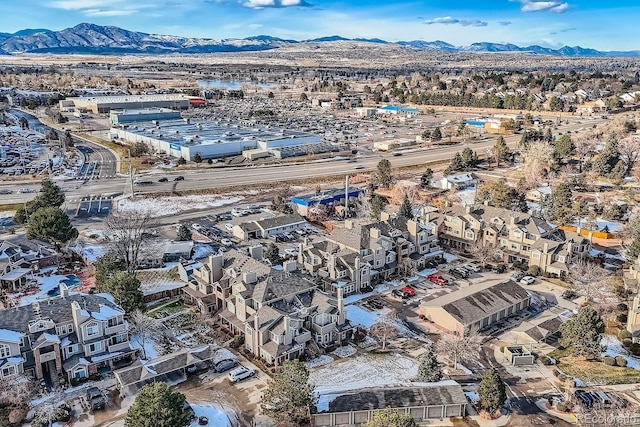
[534,399,577,424]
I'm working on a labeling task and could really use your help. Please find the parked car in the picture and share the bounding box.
[520,276,536,285]
[283,248,298,256]
[224,223,234,231]
[451,267,469,278]
[228,366,255,383]
[174,175,185,181]
[561,290,578,299]
[392,289,410,299]
[220,238,233,246]
[462,263,481,273]
[186,361,209,374]
[511,272,525,282]
[85,387,106,410]
[399,286,416,297]
[491,264,506,273]
[158,177,168,182]
[214,359,238,373]
[428,273,448,285]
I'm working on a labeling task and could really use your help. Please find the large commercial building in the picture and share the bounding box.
[60,94,199,114]
[109,108,181,125]
[110,118,336,161]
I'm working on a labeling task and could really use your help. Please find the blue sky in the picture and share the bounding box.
[1,0,638,50]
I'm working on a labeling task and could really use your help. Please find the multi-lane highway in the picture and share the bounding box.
[0,114,605,206]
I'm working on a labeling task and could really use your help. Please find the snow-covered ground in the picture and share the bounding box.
[602,335,640,369]
[130,334,159,360]
[331,345,357,358]
[192,244,217,260]
[117,195,244,216]
[455,188,476,206]
[456,363,473,375]
[572,218,624,233]
[343,283,390,305]
[309,354,418,394]
[305,355,334,369]
[189,404,232,427]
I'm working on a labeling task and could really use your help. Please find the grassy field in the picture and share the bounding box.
[558,356,640,385]
[0,203,23,213]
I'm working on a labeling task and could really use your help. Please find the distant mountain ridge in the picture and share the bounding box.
[0,23,638,57]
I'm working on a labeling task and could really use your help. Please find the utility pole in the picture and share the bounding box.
[128,149,134,198]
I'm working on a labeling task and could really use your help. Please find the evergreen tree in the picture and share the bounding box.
[559,306,604,359]
[544,127,553,143]
[26,207,78,250]
[431,127,442,141]
[461,147,477,168]
[477,368,507,416]
[94,251,126,288]
[415,344,442,382]
[98,271,145,314]
[421,129,431,141]
[192,152,202,168]
[399,194,414,220]
[493,136,509,167]
[176,224,192,241]
[176,157,187,166]
[554,135,575,161]
[13,178,65,224]
[594,139,620,176]
[375,159,394,188]
[446,152,464,174]
[371,195,386,220]
[363,409,416,427]
[125,382,190,427]
[548,182,574,225]
[420,167,433,189]
[261,360,315,427]
[265,243,281,265]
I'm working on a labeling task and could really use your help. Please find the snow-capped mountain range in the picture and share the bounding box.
[0,23,637,57]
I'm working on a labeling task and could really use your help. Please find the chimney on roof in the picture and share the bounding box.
[242,271,257,285]
[32,302,41,319]
[337,286,344,314]
[59,283,69,298]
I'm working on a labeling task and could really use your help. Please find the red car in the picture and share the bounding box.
[399,286,416,297]
[428,273,448,285]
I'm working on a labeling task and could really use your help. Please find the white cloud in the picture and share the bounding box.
[84,8,136,16]
[423,16,488,27]
[49,0,123,10]
[514,1,570,13]
[242,0,311,9]
[498,21,512,26]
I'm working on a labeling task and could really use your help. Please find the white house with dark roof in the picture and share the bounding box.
[233,214,308,241]
[0,285,133,384]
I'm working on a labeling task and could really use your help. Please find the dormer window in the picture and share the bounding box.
[87,324,99,337]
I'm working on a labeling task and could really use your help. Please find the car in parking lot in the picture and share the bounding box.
[392,289,410,299]
[174,175,185,181]
[561,289,578,299]
[491,264,506,273]
[228,366,255,383]
[224,223,234,231]
[85,387,107,410]
[451,267,469,278]
[214,359,238,373]
[220,238,233,246]
[399,286,416,297]
[462,263,481,273]
[428,273,448,285]
[511,272,525,282]
[520,275,536,285]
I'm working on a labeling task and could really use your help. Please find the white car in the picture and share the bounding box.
[462,263,481,273]
[225,223,234,231]
[283,248,298,256]
[520,276,536,285]
[18,188,35,193]
[220,238,233,246]
[228,366,255,383]
[231,208,244,217]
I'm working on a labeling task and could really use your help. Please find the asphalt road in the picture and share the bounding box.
[0,116,604,205]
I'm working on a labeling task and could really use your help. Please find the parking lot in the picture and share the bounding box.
[75,194,116,218]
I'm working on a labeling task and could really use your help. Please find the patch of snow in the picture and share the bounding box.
[456,363,473,375]
[602,335,640,369]
[310,354,418,394]
[455,188,476,206]
[305,355,334,369]
[189,404,231,427]
[345,305,378,328]
[357,335,377,349]
[417,268,438,277]
[192,244,217,260]
[331,345,356,358]
[343,283,390,305]
[465,391,479,402]
[443,252,457,262]
[118,194,243,217]
[130,334,159,360]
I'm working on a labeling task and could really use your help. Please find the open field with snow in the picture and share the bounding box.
[117,194,244,216]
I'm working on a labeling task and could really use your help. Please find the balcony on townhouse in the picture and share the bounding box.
[294,328,312,344]
[108,341,131,353]
[39,350,57,363]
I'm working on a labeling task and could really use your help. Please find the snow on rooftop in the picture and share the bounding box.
[0,329,22,343]
[91,304,124,321]
[43,333,61,344]
[91,351,125,363]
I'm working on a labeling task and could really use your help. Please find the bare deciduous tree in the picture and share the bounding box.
[369,310,399,350]
[468,239,501,268]
[0,374,35,407]
[129,309,161,360]
[568,260,611,301]
[435,329,483,368]
[522,140,554,188]
[104,209,157,274]
[618,136,640,176]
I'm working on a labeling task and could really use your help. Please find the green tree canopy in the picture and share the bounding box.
[594,139,620,177]
[475,178,527,212]
[124,382,190,427]
[554,134,575,161]
[547,182,574,225]
[261,360,315,426]
[98,271,145,314]
[13,179,65,224]
[94,251,126,288]
[192,152,202,167]
[415,344,441,382]
[559,306,604,359]
[431,127,442,141]
[477,368,507,416]
[176,225,192,241]
[26,207,78,250]
[371,195,387,220]
[493,136,509,167]
[265,243,281,266]
[375,159,394,189]
[420,167,433,189]
[399,194,414,220]
[363,409,417,427]
[461,147,478,168]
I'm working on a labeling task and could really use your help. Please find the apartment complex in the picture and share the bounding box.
[0,285,132,384]
[422,204,591,277]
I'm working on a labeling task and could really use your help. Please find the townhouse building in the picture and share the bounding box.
[421,204,591,277]
[0,238,58,291]
[0,285,133,384]
[308,217,441,293]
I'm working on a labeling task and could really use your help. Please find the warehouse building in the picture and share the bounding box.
[419,280,531,334]
[291,187,364,217]
[60,94,200,114]
[110,118,336,161]
[109,108,181,125]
